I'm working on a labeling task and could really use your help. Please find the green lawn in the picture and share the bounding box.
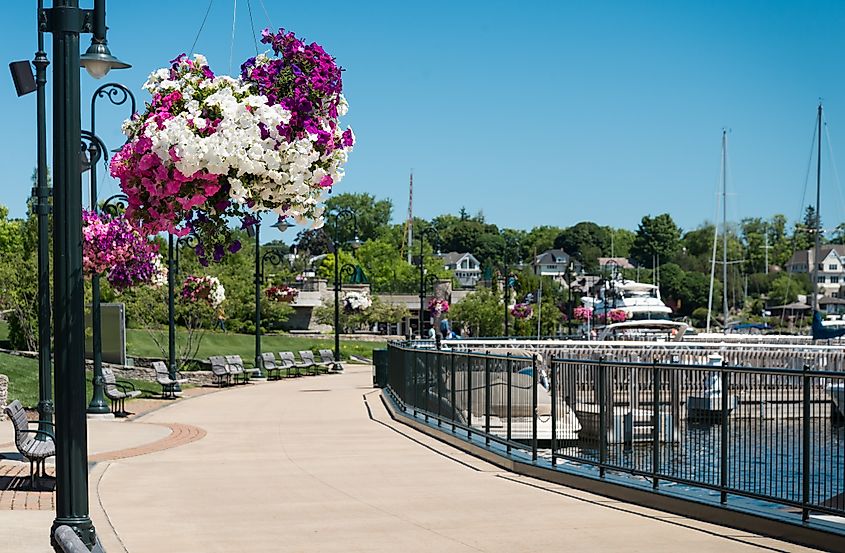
[0,352,164,409]
[126,328,385,368]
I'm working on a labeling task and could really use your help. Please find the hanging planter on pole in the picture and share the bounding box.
[82,209,159,290]
[110,28,355,265]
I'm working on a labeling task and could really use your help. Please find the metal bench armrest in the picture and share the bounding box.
[116,379,137,390]
[20,429,54,440]
[28,420,55,428]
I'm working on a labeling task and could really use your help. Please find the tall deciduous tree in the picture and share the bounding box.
[631,213,682,267]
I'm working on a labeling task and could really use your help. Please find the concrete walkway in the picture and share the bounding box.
[82,365,818,553]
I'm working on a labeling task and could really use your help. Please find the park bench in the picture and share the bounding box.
[102,366,141,416]
[4,399,55,489]
[208,356,232,387]
[152,361,188,399]
[318,349,342,372]
[299,350,331,374]
[279,351,308,377]
[224,355,248,384]
[262,353,282,380]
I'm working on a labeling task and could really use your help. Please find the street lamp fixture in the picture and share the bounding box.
[79,0,130,79]
[565,261,576,337]
[328,208,360,368]
[603,259,620,326]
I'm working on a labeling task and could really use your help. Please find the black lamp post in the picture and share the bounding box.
[10,0,52,449]
[329,208,361,366]
[162,232,199,395]
[417,228,439,337]
[603,259,619,326]
[37,0,130,547]
[250,216,291,376]
[564,261,575,336]
[501,235,519,337]
[84,83,135,415]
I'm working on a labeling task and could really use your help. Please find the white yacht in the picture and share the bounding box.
[583,279,673,321]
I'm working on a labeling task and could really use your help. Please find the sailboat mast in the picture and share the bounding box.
[706,131,725,334]
[813,103,822,313]
[722,130,729,331]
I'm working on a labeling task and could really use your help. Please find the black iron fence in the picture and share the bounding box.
[386,342,845,525]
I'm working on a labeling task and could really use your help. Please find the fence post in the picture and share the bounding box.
[451,352,456,433]
[532,354,538,462]
[467,352,473,441]
[551,358,557,467]
[484,352,491,446]
[802,364,811,522]
[506,353,512,454]
[720,362,729,504]
[412,349,418,417]
[652,358,660,490]
[599,357,607,479]
[424,351,430,423]
[437,352,442,427]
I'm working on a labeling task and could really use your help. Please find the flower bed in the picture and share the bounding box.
[110,28,354,264]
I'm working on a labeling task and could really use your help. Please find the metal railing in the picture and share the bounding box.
[385,341,845,526]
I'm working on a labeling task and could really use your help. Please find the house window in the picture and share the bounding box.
[818,276,826,283]
[834,292,840,298]
[832,276,840,284]
[819,263,825,271]
[830,264,839,271]
[546,265,555,270]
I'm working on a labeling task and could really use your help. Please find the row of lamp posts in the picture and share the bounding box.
[12,2,374,546]
[9,0,132,547]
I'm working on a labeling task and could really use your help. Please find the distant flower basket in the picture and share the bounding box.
[266,285,298,303]
[82,209,159,291]
[573,306,593,322]
[181,275,226,308]
[511,302,533,320]
[608,309,628,323]
[428,298,449,317]
[343,290,371,312]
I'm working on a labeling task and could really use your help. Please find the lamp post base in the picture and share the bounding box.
[86,398,110,415]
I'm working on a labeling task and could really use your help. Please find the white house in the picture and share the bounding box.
[787,245,845,298]
[440,252,482,288]
[531,249,582,283]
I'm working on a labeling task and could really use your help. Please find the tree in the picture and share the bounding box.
[769,273,810,306]
[554,222,610,271]
[631,214,681,267]
[294,228,333,256]
[324,193,393,244]
[608,228,635,258]
[522,225,562,258]
[450,288,503,337]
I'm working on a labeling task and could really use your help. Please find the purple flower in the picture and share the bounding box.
[228,240,242,253]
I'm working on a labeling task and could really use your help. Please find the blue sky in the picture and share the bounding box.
[2,0,845,244]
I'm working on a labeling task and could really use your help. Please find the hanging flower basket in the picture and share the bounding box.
[511,302,533,320]
[428,298,449,317]
[573,306,593,322]
[181,275,226,308]
[343,290,372,313]
[266,285,299,303]
[82,209,159,291]
[608,309,628,323]
[110,28,354,264]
